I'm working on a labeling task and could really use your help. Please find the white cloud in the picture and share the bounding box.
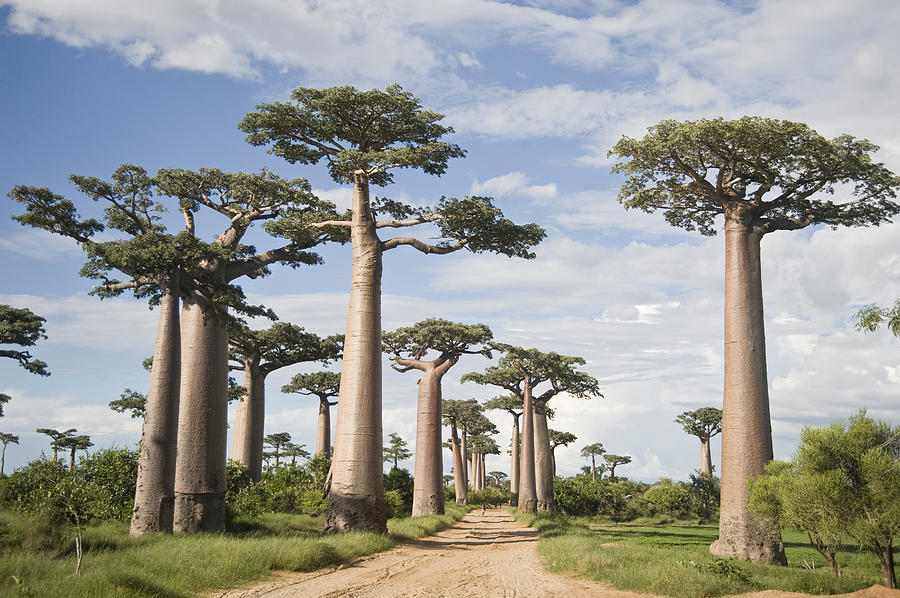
[457,52,483,69]
[470,171,557,201]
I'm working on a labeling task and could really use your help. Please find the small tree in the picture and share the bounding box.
[689,470,720,520]
[0,432,19,475]
[548,429,577,478]
[0,304,49,376]
[603,454,631,480]
[484,395,523,505]
[282,371,341,457]
[264,433,293,469]
[383,432,412,471]
[751,411,898,587]
[488,471,508,486]
[581,442,606,482]
[675,407,722,475]
[56,434,93,472]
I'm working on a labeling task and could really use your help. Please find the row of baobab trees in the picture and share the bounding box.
[7,83,900,569]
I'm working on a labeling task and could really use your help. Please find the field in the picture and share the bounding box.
[521,513,894,598]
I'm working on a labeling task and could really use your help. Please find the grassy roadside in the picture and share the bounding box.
[517,513,890,598]
[0,504,471,598]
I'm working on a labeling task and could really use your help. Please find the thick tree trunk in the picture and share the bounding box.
[551,448,557,478]
[700,437,713,476]
[710,215,786,564]
[878,540,896,589]
[326,174,387,533]
[533,401,555,512]
[131,274,180,535]
[450,422,467,504]
[517,376,537,514]
[510,415,520,506]
[231,362,265,481]
[412,367,445,516]
[470,453,478,490]
[316,399,331,457]
[173,291,228,532]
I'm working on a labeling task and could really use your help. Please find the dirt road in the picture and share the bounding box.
[214,508,898,598]
[214,508,646,598]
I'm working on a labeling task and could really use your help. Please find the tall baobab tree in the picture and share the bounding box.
[548,429,577,478]
[0,304,49,376]
[10,164,337,534]
[604,454,631,481]
[241,84,544,532]
[483,395,522,506]
[464,345,601,513]
[469,433,500,491]
[610,116,899,564]
[383,318,492,516]
[229,324,341,481]
[281,371,341,457]
[0,432,19,475]
[581,442,605,482]
[675,407,723,476]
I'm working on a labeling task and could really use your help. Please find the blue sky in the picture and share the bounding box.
[1,0,898,480]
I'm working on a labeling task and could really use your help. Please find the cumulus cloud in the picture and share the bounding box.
[470,171,557,201]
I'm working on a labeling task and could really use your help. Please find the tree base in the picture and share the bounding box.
[412,493,444,517]
[326,491,387,533]
[517,498,538,514]
[130,495,174,535]
[711,516,786,564]
[173,492,225,533]
[537,499,556,513]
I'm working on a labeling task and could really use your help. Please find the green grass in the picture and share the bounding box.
[518,513,893,598]
[0,505,471,598]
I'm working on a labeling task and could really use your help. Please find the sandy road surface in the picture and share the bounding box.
[214,508,899,598]
[213,508,648,598]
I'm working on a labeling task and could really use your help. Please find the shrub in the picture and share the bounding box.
[383,468,413,517]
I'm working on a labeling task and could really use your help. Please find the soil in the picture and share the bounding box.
[212,508,899,598]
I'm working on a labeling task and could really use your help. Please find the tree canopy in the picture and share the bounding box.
[383,318,492,372]
[675,407,723,441]
[0,304,49,376]
[281,371,341,401]
[383,432,412,470]
[609,117,900,236]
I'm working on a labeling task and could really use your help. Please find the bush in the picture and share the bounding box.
[78,447,138,521]
[644,478,698,517]
[468,485,507,507]
[383,468,413,517]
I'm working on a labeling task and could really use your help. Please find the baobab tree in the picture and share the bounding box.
[383,432,412,471]
[383,318,492,515]
[610,116,899,563]
[464,345,601,513]
[604,454,631,481]
[442,398,482,504]
[675,407,723,476]
[483,395,522,505]
[488,471,508,487]
[281,371,341,457]
[469,433,500,491]
[241,84,544,532]
[56,433,93,472]
[229,324,341,481]
[10,164,336,534]
[0,432,19,475]
[581,442,605,482]
[548,429,577,478]
[0,304,49,376]
[36,427,75,463]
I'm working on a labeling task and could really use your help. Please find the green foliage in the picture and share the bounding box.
[467,485,508,506]
[383,467,414,518]
[855,300,900,337]
[644,479,698,517]
[383,318,493,363]
[603,454,632,479]
[749,410,899,585]
[433,196,546,258]
[675,407,722,441]
[108,389,146,418]
[77,448,138,521]
[239,84,466,186]
[689,470,720,518]
[0,304,50,376]
[383,432,412,468]
[609,116,900,236]
[229,323,342,373]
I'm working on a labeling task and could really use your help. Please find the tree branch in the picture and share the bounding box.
[374,214,440,229]
[381,237,468,254]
